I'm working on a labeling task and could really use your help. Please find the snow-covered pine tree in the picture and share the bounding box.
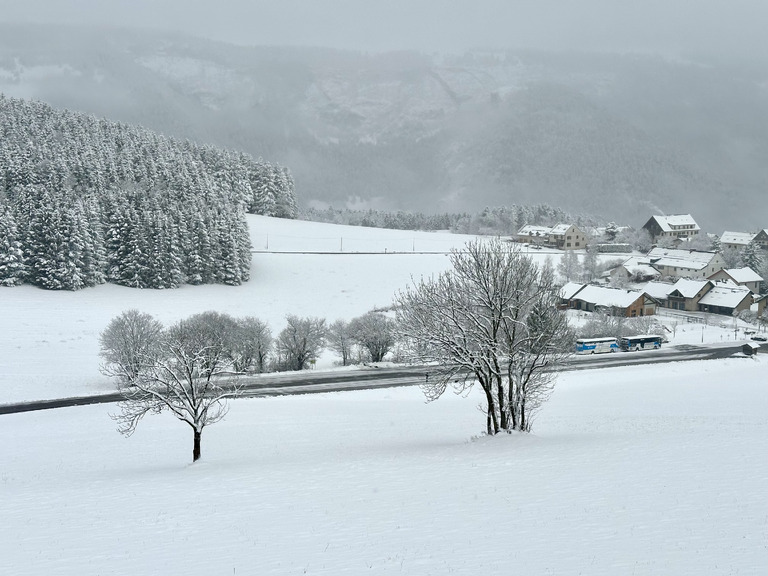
[0,204,27,286]
[742,241,763,275]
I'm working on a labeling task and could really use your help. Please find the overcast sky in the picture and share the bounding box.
[1,0,766,57]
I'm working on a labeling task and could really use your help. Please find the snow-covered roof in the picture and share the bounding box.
[670,278,712,298]
[698,284,752,309]
[720,267,763,284]
[559,282,586,300]
[635,281,674,300]
[549,224,572,236]
[518,225,552,237]
[720,231,755,246]
[647,247,716,270]
[571,285,646,308]
[651,214,700,232]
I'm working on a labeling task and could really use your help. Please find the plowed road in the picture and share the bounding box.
[0,343,751,415]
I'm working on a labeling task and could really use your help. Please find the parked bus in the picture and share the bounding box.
[619,335,663,352]
[575,337,619,354]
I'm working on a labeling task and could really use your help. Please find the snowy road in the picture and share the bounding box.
[0,343,748,415]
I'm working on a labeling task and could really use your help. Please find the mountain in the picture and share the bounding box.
[2,23,766,231]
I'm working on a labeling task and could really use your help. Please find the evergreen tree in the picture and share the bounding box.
[0,204,26,286]
[742,241,763,275]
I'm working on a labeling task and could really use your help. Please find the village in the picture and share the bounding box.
[517,214,768,323]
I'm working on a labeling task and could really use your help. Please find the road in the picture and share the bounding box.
[0,342,750,415]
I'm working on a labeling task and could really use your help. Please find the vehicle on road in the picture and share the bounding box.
[619,335,663,352]
[575,337,619,354]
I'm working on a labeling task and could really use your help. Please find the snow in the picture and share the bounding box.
[1,215,762,405]
[647,247,714,271]
[651,214,700,232]
[1,215,767,574]
[1,359,766,575]
[698,284,752,308]
[721,267,763,284]
[720,231,756,247]
[569,284,644,308]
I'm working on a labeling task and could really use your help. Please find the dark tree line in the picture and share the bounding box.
[301,204,600,236]
[0,94,298,289]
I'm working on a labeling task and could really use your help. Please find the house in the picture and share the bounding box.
[517,225,552,245]
[708,267,763,294]
[609,256,661,283]
[516,224,587,249]
[562,284,658,317]
[633,280,675,308]
[665,279,714,312]
[697,282,754,316]
[720,231,756,251]
[548,224,587,250]
[642,214,700,244]
[646,247,725,280]
[752,229,768,250]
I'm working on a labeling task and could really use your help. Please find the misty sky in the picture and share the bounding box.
[2,0,766,57]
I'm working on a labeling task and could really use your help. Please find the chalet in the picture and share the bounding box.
[752,229,768,250]
[697,282,754,316]
[642,214,700,244]
[665,279,713,312]
[719,231,756,251]
[562,284,658,317]
[646,247,725,280]
[708,267,763,294]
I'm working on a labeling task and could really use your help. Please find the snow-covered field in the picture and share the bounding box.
[0,216,482,404]
[1,359,766,575]
[1,216,766,575]
[0,215,758,404]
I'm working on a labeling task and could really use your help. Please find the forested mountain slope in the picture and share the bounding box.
[0,94,297,289]
[1,24,766,230]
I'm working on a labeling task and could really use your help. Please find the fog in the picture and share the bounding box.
[3,0,767,58]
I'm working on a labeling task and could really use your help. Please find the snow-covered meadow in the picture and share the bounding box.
[0,216,482,404]
[1,359,766,575]
[1,216,767,575]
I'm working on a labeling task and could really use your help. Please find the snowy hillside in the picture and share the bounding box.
[0,216,480,403]
[1,215,766,575]
[0,214,761,405]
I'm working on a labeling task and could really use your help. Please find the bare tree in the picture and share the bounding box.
[349,311,397,362]
[275,315,327,371]
[395,239,571,435]
[106,311,242,462]
[100,309,164,384]
[228,316,272,373]
[327,319,354,366]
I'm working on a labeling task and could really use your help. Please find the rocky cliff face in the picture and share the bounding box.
[2,24,766,230]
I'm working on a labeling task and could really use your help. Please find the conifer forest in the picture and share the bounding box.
[0,95,298,290]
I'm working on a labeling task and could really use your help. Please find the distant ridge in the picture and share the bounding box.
[1,23,765,231]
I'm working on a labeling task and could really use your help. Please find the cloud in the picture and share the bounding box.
[2,0,766,57]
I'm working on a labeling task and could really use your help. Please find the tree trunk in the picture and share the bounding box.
[193,429,202,462]
[496,376,508,431]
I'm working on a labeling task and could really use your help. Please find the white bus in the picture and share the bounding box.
[619,335,663,352]
[575,337,619,354]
